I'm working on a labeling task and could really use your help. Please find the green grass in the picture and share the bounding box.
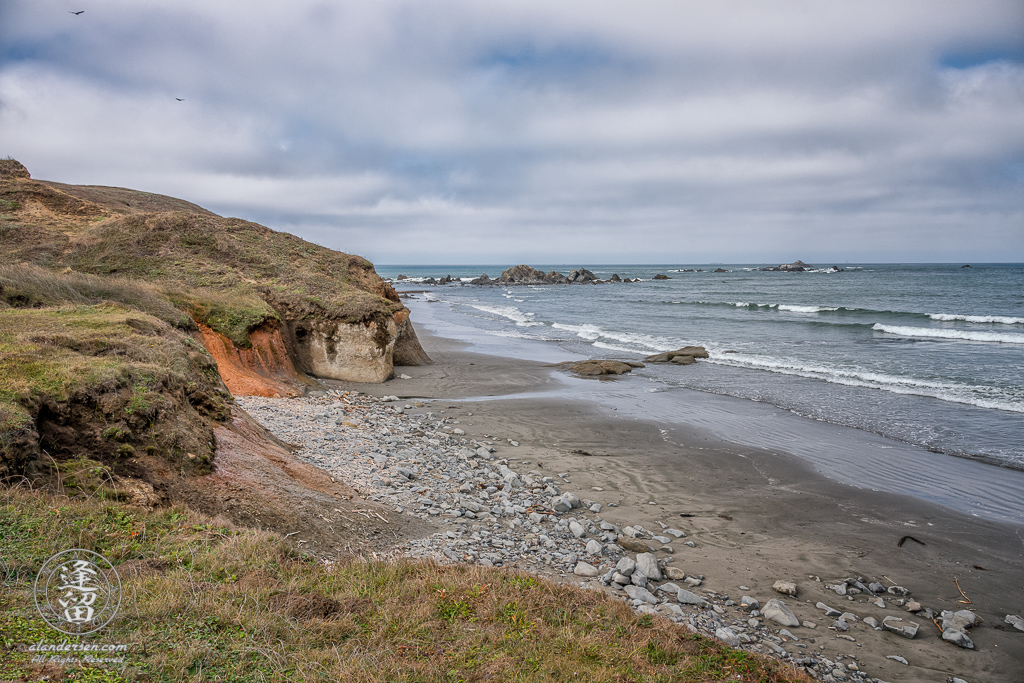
[0,489,811,683]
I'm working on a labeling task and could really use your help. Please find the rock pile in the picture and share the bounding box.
[644,347,709,364]
[236,391,999,683]
[548,360,645,377]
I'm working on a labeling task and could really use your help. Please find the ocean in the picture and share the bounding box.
[379,263,1024,522]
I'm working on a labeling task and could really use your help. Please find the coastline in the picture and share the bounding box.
[315,313,1024,682]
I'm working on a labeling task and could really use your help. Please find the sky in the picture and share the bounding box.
[1,1,1023,265]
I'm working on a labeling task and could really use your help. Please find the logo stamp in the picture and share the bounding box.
[34,549,121,636]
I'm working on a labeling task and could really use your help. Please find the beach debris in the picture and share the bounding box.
[762,599,800,627]
[897,535,925,547]
[954,577,972,604]
[886,655,909,665]
[1006,614,1024,632]
[772,580,798,596]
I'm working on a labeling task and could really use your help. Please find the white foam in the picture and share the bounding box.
[465,303,544,327]
[708,353,1024,414]
[593,341,648,356]
[929,313,1024,325]
[777,304,840,313]
[873,324,1024,344]
[551,322,677,352]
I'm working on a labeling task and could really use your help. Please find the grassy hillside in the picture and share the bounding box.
[0,488,810,683]
[0,159,402,349]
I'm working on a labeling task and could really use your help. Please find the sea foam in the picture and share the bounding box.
[929,313,1024,325]
[872,324,1024,344]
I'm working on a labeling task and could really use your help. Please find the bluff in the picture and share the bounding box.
[0,158,429,498]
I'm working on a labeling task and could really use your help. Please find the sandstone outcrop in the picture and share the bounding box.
[549,360,645,376]
[644,347,709,364]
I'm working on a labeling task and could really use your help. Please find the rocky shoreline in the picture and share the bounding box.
[235,389,1020,683]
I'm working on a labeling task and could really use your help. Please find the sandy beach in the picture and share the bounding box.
[320,322,1024,683]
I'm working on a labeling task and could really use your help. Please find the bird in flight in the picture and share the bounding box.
[175,98,185,101]
[70,10,84,15]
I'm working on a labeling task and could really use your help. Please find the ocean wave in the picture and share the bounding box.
[929,313,1024,325]
[872,324,1024,344]
[707,353,1024,413]
[777,304,840,313]
[551,322,677,352]
[464,303,545,327]
[593,341,648,356]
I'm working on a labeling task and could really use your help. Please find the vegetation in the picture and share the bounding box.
[0,487,811,683]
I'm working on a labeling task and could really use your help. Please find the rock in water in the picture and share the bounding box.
[644,347,709,363]
[762,599,800,627]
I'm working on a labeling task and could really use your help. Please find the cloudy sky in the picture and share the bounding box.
[1,1,1022,264]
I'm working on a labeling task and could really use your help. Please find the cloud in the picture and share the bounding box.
[1,0,1022,263]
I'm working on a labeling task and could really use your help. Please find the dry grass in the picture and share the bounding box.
[0,488,812,683]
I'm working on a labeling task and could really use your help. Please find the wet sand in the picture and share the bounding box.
[331,326,1024,683]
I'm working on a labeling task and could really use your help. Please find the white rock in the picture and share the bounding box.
[635,553,662,581]
[573,561,600,577]
[624,585,659,605]
[886,655,909,665]
[569,520,586,538]
[762,599,800,627]
[772,580,798,596]
[1005,614,1024,632]
[585,539,602,555]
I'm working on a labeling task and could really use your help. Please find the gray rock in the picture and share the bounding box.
[881,616,919,639]
[563,492,582,509]
[773,580,798,596]
[635,552,662,581]
[615,557,636,576]
[585,539,602,555]
[656,582,681,595]
[868,582,886,594]
[762,599,800,627]
[552,497,572,513]
[833,619,850,631]
[886,655,909,665]
[816,602,841,617]
[684,576,702,587]
[611,572,631,585]
[1005,614,1024,632]
[942,629,975,649]
[740,596,760,610]
[863,617,880,629]
[624,585,659,605]
[887,585,910,596]
[573,561,600,577]
[715,627,740,647]
[940,609,977,632]
[630,571,648,588]
[664,528,686,538]
[569,520,586,538]
[677,589,709,607]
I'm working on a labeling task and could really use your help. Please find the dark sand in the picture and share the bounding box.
[331,327,1024,683]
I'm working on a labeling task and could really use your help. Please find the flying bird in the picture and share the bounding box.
[175,98,185,101]
[70,10,84,15]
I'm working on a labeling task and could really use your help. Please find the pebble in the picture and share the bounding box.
[235,390,921,683]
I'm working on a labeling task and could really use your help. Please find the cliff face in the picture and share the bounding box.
[0,160,430,394]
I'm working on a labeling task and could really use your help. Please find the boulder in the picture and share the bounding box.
[573,561,600,577]
[762,599,800,627]
[652,274,671,280]
[881,616,919,639]
[644,347,709,363]
[772,581,798,596]
[552,360,645,377]
[677,589,709,607]
[635,553,662,581]
[610,274,622,282]
[615,557,637,576]
[624,585,659,605]
[618,537,652,553]
[469,273,492,285]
